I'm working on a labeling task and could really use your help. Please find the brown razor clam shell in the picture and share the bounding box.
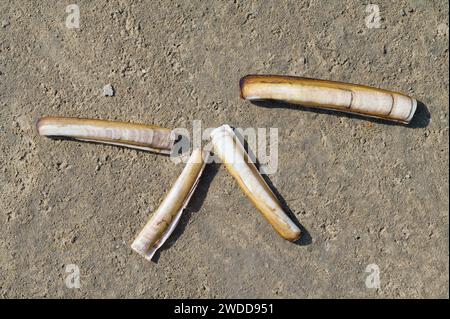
[131,148,207,261]
[210,124,301,242]
[240,75,417,124]
[36,116,174,154]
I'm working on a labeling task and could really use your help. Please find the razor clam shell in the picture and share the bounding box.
[36,116,174,154]
[240,75,417,124]
[210,124,301,242]
[131,148,207,261]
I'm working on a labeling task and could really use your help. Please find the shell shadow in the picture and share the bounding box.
[259,176,312,246]
[250,99,430,128]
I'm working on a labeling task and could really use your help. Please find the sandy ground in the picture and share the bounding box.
[0,0,448,298]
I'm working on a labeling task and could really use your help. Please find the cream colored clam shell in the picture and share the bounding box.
[131,148,207,261]
[36,116,174,154]
[240,75,417,124]
[210,124,301,241]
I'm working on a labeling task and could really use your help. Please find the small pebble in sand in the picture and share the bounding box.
[2,20,10,28]
[102,84,115,97]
